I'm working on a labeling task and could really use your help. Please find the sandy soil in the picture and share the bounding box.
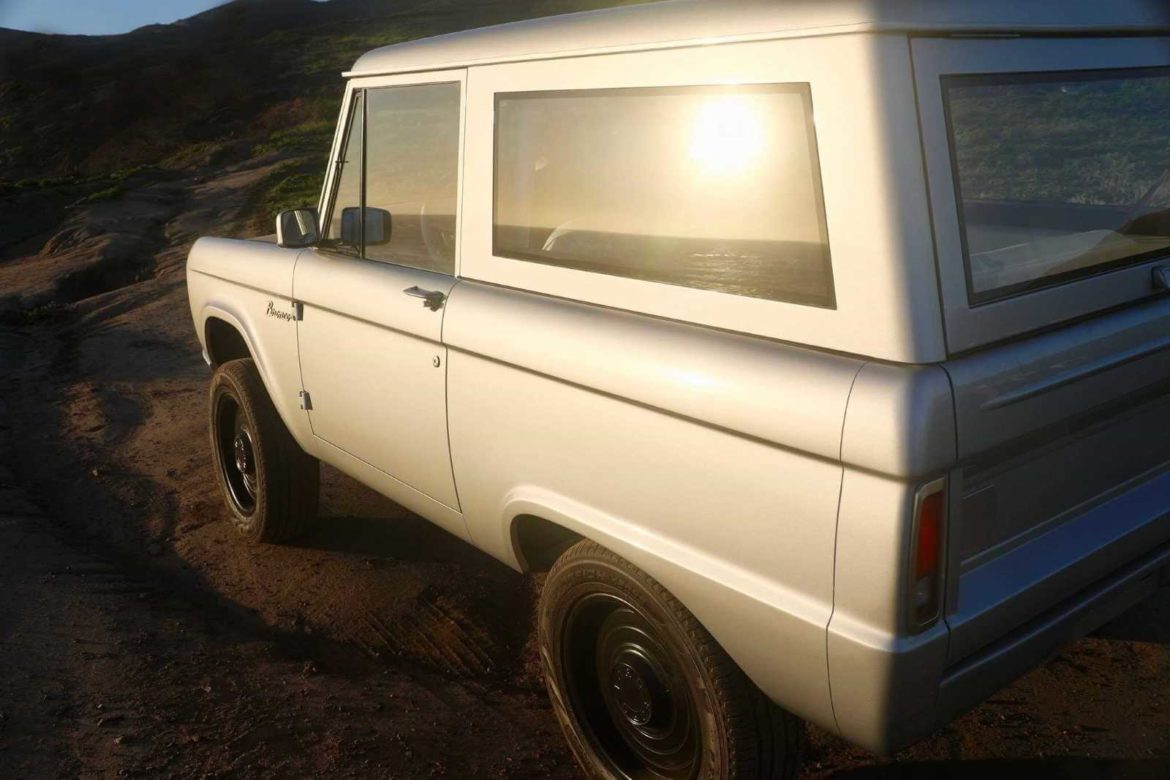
[1,160,1169,778]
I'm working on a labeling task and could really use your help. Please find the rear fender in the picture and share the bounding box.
[500,487,840,741]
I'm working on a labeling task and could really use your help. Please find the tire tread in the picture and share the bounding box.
[209,358,319,543]
[541,540,803,779]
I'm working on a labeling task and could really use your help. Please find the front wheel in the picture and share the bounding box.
[539,540,802,779]
[209,358,319,543]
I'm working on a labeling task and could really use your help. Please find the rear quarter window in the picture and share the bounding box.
[944,67,1170,304]
[492,84,835,308]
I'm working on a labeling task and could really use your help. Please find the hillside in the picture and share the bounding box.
[0,0,646,279]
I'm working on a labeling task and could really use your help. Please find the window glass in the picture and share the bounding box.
[364,83,461,274]
[944,68,1170,303]
[493,85,835,308]
[326,91,363,245]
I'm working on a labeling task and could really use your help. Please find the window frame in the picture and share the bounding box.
[942,65,1170,307]
[489,83,836,309]
[319,88,364,255]
[460,36,946,362]
[318,69,468,277]
[913,36,1170,355]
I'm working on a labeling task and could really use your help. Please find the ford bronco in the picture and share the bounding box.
[186,1,1170,776]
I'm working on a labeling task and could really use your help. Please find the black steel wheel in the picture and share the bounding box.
[214,393,258,516]
[208,358,319,543]
[564,592,700,778]
[539,540,803,780]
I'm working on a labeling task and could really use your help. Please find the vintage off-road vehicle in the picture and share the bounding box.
[187,1,1170,776]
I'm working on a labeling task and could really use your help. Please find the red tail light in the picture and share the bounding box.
[909,480,946,631]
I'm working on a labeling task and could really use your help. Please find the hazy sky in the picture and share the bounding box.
[0,0,232,35]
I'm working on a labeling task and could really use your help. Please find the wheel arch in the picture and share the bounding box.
[205,314,254,367]
[194,303,314,453]
[512,513,584,572]
[498,488,838,738]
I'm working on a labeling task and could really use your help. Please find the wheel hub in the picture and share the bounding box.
[610,655,667,728]
[232,425,258,500]
[233,431,253,476]
[215,394,258,516]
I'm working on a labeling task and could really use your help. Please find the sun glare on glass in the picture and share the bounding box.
[688,95,766,175]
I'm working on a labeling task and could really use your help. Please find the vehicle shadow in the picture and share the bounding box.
[295,473,501,569]
[830,757,1170,779]
[298,511,488,565]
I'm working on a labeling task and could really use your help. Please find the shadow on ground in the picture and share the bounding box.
[832,758,1170,779]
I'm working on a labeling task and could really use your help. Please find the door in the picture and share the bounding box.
[295,74,464,514]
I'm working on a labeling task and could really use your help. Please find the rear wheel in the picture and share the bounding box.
[539,540,802,779]
[209,358,319,542]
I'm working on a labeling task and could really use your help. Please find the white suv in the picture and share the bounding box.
[186,2,1170,776]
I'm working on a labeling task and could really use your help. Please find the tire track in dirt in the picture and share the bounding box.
[0,359,583,778]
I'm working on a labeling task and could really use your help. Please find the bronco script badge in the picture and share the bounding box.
[265,300,297,322]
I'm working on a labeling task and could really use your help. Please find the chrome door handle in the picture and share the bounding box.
[403,286,446,311]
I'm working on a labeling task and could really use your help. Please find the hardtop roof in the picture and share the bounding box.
[348,0,1170,77]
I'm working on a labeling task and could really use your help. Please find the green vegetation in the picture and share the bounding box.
[73,184,125,205]
[246,163,325,234]
[262,170,324,215]
[0,301,69,327]
[0,165,158,204]
[252,119,336,158]
[261,28,411,79]
[160,140,231,170]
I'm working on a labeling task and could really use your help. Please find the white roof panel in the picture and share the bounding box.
[349,0,1170,76]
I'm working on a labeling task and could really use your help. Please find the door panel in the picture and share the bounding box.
[296,252,461,512]
[295,72,467,523]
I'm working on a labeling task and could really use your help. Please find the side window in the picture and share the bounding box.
[326,91,363,243]
[493,84,835,308]
[365,83,462,274]
[943,68,1170,303]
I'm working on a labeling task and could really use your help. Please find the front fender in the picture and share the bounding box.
[185,237,311,449]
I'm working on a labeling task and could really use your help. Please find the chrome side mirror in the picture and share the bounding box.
[276,208,320,248]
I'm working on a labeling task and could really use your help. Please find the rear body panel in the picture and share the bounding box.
[943,298,1170,667]
[831,32,1170,752]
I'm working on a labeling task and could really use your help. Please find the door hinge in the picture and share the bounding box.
[299,390,313,411]
[292,301,304,321]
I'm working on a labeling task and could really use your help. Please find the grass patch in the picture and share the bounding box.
[0,165,160,202]
[161,140,231,170]
[247,163,325,234]
[252,119,335,158]
[263,169,324,215]
[0,300,70,327]
[73,184,125,205]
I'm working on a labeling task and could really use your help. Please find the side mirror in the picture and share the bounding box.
[276,208,320,248]
[340,207,392,247]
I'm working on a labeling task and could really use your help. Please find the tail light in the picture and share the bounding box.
[908,478,946,632]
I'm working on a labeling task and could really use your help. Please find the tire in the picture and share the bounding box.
[539,540,803,779]
[208,358,319,543]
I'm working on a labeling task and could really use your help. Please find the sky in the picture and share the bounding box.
[0,0,234,35]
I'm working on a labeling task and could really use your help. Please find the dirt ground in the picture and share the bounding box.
[1,159,1170,778]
